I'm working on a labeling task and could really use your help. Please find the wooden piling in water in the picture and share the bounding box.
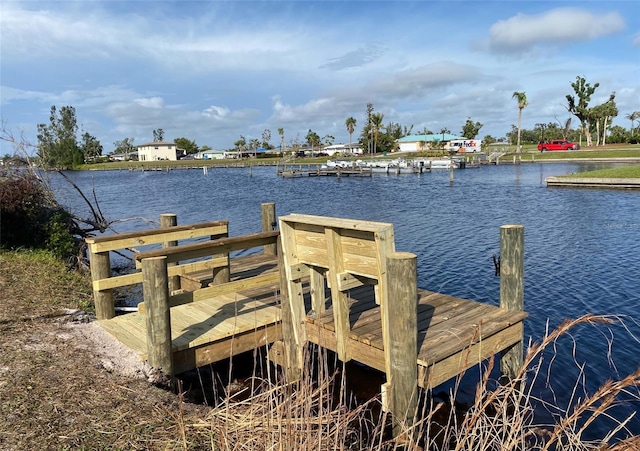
[160,213,180,293]
[261,202,277,256]
[142,256,174,377]
[386,251,418,437]
[499,225,524,382]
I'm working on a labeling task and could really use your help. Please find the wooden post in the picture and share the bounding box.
[90,251,114,320]
[500,225,524,382]
[211,221,231,286]
[278,236,304,381]
[449,162,454,184]
[261,202,277,256]
[142,256,174,377]
[160,213,180,293]
[386,252,418,437]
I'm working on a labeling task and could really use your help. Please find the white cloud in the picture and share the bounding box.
[487,8,625,54]
[134,97,165,109]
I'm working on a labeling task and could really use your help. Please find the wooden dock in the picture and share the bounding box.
[278,165,372,178]
[99,256,525,385]
[87,205,527,435]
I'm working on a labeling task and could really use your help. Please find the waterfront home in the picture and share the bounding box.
[137,142,178,161]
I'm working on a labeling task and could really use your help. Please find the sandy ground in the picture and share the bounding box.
[62,309,170,384]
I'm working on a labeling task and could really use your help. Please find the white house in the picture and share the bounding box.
[137,142,178,161]
[195,150,231,160]
[322,143,363,156]
[396,134,465,152]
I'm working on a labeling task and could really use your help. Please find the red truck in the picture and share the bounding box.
[538,139,580,152]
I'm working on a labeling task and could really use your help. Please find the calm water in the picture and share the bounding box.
[52,162,640,437]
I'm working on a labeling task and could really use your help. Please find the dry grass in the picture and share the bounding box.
[2,249,638,450]
[0,249,211,450]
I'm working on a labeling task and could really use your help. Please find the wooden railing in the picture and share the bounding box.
[136,230,280,311]
[86,218,229,320]
[138,229,281,376]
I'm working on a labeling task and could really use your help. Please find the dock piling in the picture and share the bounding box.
[386,251,418,437]
[160,213,180,293]
[499,225,524,382]
[142,256,174,377]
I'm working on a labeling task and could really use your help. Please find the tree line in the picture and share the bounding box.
[30,74,640,168]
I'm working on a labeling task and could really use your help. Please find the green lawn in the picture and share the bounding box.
[560,164,640,178]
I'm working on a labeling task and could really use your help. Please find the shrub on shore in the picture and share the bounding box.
[0,169,79,261]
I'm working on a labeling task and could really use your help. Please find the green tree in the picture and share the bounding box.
[153,128,164,142]
[370,112,385,154]
[277,128,285,154]
[607,125,630,144]
[589,93,618,146]
[566,76,599,147]
[174,137,199,155]
[80,132,103,162]
[345,117,357,151]
[249,138,260,157]
[234,135,247,152]
[360,103,374,154]
[305,129,321,155]
[37,105,82,169]
[261,129,271,149]
[113,137,136,160]
[512,92,527,152]
[624,111,640,137]
[460,117,483,139]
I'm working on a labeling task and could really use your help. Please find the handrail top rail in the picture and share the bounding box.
[136,230,280,263]
[280,213,393,233]
[85,220,229,245]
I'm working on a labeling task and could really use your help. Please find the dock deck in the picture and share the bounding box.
[99,252,526,387]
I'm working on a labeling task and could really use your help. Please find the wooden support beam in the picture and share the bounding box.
[261,202,277,256]
[325,227,351,362]
[310,266,326,315]
[135,231,279,264]
[288,263,310,281]
[278,235,305,381]
[142,256,174,378]
[336,272,376,291]
[386,252,418,437]
[499,225,524,383]
[160,213,181,293]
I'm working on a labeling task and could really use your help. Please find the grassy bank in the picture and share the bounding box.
[559,164,640,178]
[2,249,639,449]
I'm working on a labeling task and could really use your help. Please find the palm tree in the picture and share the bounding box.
[625,111,640,137]
[370,112,385,154]
[277,127,285,155]
[345,117,356,153]
[512,92,528,152]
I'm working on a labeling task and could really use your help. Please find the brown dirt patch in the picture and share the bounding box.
[0,250,211,450]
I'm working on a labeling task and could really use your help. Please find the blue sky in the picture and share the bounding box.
[1,0,639,153]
